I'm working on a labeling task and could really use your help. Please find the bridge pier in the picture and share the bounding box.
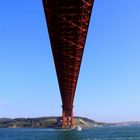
[62,107,74,128]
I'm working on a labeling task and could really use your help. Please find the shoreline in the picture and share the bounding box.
[0,116,106,128]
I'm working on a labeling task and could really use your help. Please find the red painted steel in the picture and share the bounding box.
[43,0,94,128]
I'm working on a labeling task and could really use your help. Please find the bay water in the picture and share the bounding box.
[0,126,140,140]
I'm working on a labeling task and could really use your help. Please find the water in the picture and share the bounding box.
[0,126,140,140]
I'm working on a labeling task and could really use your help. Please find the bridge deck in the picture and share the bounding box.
[43,0,94,128]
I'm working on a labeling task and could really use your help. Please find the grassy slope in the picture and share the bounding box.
[0,117,107,128]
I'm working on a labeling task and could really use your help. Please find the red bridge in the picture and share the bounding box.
[43,0,94,128]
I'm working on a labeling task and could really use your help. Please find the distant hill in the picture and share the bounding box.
[0,117,107,128]
[109,121,140,127]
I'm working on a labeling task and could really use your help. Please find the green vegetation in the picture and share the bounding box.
[0,117,107,128]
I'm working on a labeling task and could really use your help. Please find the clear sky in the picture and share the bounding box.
[0,0,140,123]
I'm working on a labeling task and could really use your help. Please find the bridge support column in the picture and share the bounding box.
[62,106,74,128]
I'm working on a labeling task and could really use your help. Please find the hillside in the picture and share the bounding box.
[0,117,107,128]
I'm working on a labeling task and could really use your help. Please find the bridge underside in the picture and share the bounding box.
[43,0,94,128]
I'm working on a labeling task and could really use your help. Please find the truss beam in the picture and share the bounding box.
[43,0,94,128]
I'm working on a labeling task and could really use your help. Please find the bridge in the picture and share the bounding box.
[43,0,94,128]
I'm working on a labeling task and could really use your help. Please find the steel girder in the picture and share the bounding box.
[43,0,94,128]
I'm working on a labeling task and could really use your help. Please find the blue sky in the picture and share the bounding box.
[0,0,140,123]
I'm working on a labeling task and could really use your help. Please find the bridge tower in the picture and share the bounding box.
[43,0,94,128]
